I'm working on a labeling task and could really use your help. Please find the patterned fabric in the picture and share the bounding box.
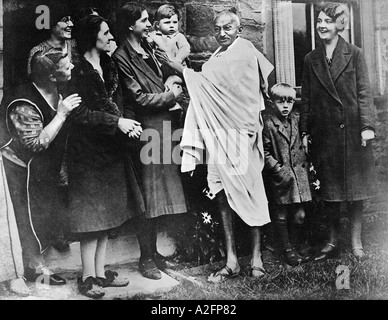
[8,104,50,152]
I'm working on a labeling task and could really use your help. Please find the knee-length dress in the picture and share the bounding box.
[113,41,187,219]
[67,53,145,234]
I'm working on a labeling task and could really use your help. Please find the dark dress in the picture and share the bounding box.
[113,40,187,218]
[66,53,145,235]
[0,82,68,252]
[300,36,378,202]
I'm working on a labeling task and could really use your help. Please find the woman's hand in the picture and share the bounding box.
[171,83,183,100]
[302,134,310,154]
[361,129,375,147]
[57,94,82,120]
[164,75,183,92]
[155,49,185,75]
[118,118,142,138]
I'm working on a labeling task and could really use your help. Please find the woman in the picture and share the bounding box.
[113,4,186,280]
[0,49,81,295]
[156,10,273,282]
[67,15,145,299]
[300,2,378,262]
[27,6,78,76]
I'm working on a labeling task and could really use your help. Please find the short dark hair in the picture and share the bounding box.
[116,3,146,42]
[154,4,180,22]
[269,83,296,102]
[31,48,68,81]
[74,7,100,23]
[73,15,108,54]
[50,4,73,28]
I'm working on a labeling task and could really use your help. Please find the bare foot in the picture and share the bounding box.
[251,257,266,278]
[208,264,240,283]
[9,278,30,297]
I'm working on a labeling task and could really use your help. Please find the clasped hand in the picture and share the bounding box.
[118,118,143,139]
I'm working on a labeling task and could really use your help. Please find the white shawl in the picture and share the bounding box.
[181,37,274,227]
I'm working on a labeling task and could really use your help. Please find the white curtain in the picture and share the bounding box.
[273,0,296,86]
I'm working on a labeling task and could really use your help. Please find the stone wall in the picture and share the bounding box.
[366,0,388,214]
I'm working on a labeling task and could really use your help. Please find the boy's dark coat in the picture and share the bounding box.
[263,110,312,205]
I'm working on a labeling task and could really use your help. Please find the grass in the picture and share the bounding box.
[129,212,388,300]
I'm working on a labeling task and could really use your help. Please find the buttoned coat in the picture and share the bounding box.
[300,36,378,201]
[113,40,187,218]
[263,110,312,205]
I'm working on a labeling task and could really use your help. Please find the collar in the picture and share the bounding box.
[32,82,62,112]
[154,31,176,38]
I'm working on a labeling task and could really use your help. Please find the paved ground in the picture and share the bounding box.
[0,262,180,300]
[0,233,179,300]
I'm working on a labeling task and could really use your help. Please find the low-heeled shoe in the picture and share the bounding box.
[24,267,66,286]
[154,252,179,270]
[139,258,162,280]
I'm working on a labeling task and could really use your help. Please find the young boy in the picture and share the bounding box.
[149,4,191,67]
[149,5,190,114]
[262,83,312,266]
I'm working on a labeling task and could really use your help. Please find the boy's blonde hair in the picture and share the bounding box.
[269,83,296,102]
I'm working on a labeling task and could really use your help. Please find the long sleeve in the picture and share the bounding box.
[113,54,176,114]
[175,33,191,63]
[8,103,51,152]
[67,72,120,136]
[356,49,375,132]
[263,122,279,172]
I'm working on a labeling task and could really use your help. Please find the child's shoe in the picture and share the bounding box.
[283,247,304,266]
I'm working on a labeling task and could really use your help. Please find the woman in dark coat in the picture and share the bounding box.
[67,15,145,298]
[300,2,378,261]
[0,49,81,294]
[113,4,187,280]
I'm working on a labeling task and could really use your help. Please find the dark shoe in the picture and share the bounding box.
[297,242,312,262]
[139,258,162,280]
[24,267,66,286]
[314,243,338,262]
[77,277,105,299]
[284,247,304,266]
[96,270,129,288]
[154,252,179,270]
[52,237,70,252]
[352,247,368,262]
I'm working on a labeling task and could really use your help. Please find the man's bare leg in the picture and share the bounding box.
[251,226,265,277]
[208,190,240,282]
